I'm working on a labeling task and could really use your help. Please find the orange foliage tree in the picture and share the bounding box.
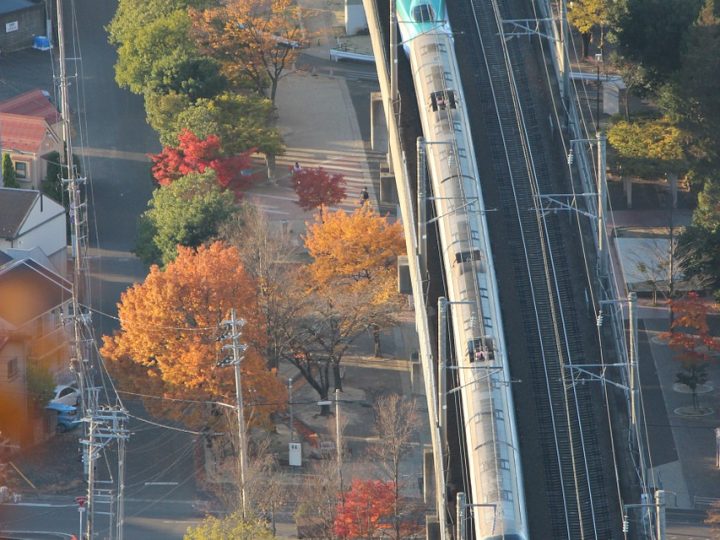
[664,292,720,409]
[101,242,286,429]
[191,0,303,103]
[304,207,405,302]
[305,207,406,356]
[293,167,347,219]
[334,479,423,539]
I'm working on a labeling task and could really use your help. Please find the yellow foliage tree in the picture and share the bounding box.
[304,206,406,304]
[101,242,286,429]
[567,0,611,57]
[191,0,303,103]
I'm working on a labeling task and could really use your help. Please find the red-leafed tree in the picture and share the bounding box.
[664,292,720,410]
[149,129,254,192]
[334,480,396,539]
[293,167,347,220]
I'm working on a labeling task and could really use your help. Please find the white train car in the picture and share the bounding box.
[398,2,528,538]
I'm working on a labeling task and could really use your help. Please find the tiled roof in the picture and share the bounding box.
[0,90,60,125]
[0,258,72,327]
[0,188,38,239]
[0,113,50,153]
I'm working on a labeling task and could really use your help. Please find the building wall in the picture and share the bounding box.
[6,128,62,190]
[0,340,29,444]
[0,5,45,53]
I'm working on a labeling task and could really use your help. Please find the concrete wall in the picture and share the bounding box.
[345,0,368,35]
[0,4,45,52]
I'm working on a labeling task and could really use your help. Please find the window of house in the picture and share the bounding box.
[14,161,27,179]
[7,358,18,380]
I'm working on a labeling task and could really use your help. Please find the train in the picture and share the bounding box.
[396,1,529,538]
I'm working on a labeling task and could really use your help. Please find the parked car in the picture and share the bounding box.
[50,384,79,407]
[46,402,81,433]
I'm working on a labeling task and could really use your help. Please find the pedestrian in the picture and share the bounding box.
[292,161,302,175]
[360,187,369,206]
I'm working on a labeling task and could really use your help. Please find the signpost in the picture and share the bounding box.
[75,495,86,540]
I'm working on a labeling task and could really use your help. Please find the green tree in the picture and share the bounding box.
[2,154,18,188]
[41,148,82,204]
[692,180,720,234]
[113,9,199,96]
[616,0,702,85]
[26,364,55,410]
[169,93,284,156]
[184,513,273,540]
[136,170,236,265]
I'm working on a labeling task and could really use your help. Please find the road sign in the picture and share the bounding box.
[75,495,86,507]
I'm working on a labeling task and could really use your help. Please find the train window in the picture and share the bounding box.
[430,91,456,112]
[412,4,436,23]
[455,250,481,264]
[500,458,511,470]
[494,409,505,421]
[501,490,514,502]
[457,147,467,158]
[453,121,462,132]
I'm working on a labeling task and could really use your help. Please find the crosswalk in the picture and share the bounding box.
[246,145,386,220]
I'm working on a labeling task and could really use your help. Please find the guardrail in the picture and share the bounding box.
[330,49,375,63]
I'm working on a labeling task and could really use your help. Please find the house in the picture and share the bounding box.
[0,1,46,53]
[0,89,62,190]
[0,187,66,276]
[0,250,72,446]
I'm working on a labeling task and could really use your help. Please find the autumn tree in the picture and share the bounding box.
[220,205,306,369]
[101,242,286,429]
[372,394,419,540]
[191,0,304,103]
[184,512,274,540]
[664,292,720,410]
[149,129,253,191]
[679,180,720,290]
[334,480,398,539]
[705,500,720,539]
[607,116,689,179]
[567,0,611,57]
[305,207,406,355]
[136,171,236,265]
[293,167,347,219]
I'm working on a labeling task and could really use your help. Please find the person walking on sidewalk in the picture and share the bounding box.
[292,161,302,175]
[360,187,370,206]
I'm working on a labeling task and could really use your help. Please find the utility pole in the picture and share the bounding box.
[596,131,607,277]
[437,297,447,446]
[456,492,467,540]
[417,137,427,277]
[335,388,343,495]
[288,378,294,442]
[220,310,249,519]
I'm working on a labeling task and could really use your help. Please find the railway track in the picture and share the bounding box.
[449,0,616,537]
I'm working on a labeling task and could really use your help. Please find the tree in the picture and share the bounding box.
[220,205,306,369]
[171,93,284,156]
[334,480,397,539]
[184,512,274,540]
[567,0,611,57]
[2,154,18,188]
[101,242,286,429]
[607,116,689,179]
[136,171,237,265]
[294,464,340,540]
[26,364,55,410]
[664,292,720,410]
[191,0,304,102]
[305,207,406,356]
[616,0,703,85]
[372,394,419,540]
[113,9,200,96]
[149,129,253,191]
[679,179,720,289]
[293,167,347,219]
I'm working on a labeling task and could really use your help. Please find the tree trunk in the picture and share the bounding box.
[373,325,381,357]
[582,32,591,58]
[265,152,276,185]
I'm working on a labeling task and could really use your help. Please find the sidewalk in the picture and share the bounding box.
[608,209,720,511]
